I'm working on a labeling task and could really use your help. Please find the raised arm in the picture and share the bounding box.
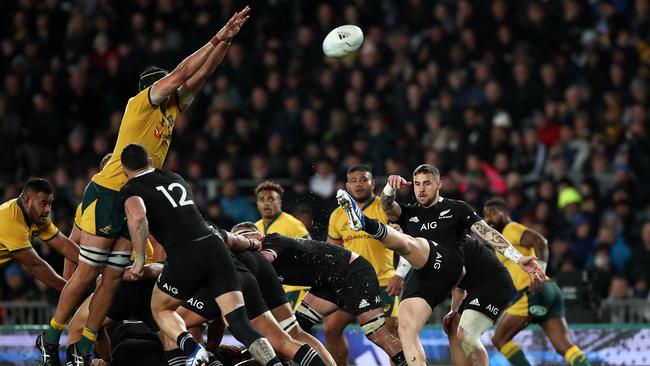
[380,175,410,222]
[178,7,250,110]
[124,196,148,277]
[13,248,66,291]
[470,219,545,279]
[150,7,250,104]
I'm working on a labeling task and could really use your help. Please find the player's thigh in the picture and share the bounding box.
[177,306,210,329]
[492,311,529,347]
[78,182,124,241]
[304,289,344,318]
[541,317,574,355]
[402,237,431,270]
[151,284,184,313]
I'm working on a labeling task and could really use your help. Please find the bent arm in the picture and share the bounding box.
[13,249,66,291]
[470,220,526,262]
[521,229,548,272]
[380,192,402,222]
[124,196,148,267]
[45,232,80,264]
[450,287,467,312]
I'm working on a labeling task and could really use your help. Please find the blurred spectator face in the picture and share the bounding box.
[609,277,630,299]
[551,238,569,259]
[597,227,615,245]
[221,181,238,198]
[413,172,441,206]
[217,162,235,181]
[315,160,333,177]
[576,221,591,239]
[538,179,555,201]
[256,189,282,220]
[251,87,268,110]
[594,247,611,270]
[641,222,650,250]
[534,201,550,222]
[346,170,374,203]
[250,155,269,180]
[287,156,303,177]
[493,152,509,173]
[188,161,202,181]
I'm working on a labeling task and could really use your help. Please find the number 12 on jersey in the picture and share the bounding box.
[156,183,194,207]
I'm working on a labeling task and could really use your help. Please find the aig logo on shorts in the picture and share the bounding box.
[529,305,548,317]
[486,304,499,315]
[162,282,178,295]
[186,297,204,309]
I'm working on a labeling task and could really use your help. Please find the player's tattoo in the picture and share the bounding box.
[380,192,401,221]
[135,220,148,261]
[380,192,396,211]
[470,220,511,254]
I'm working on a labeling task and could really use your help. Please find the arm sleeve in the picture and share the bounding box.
[327,210,342,240]
[0,222,32,253]
[37,220,59,241]
[457,201,482,229]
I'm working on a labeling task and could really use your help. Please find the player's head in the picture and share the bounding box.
[139,66,169,91]
[232,222,263,241]
[20,178,54,225]
[412,164,441,207]
[99,153,112,171]
[483,197,510,228]
[255,181,284,220]
[346,164,374,203]
[120,143,152,178]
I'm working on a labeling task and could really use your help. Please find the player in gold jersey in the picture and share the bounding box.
[39,8,251,366]
[325,165,402,366]
[0,178,79,289]
[254,180,311,309]
[484,198,591,366]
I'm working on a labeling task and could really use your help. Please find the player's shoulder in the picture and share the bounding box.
[279,212,302,224]
[504,221,527,233]
[0,199,21,224]
[329,206,345,220]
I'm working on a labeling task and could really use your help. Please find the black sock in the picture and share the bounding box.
[391,351,408,366]
[165,348,186,366]
[293,344,326,366]
[266,357,283,366]
[177,332,199,356]
[363,217,387,240]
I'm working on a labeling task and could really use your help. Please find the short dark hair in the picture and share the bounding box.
[347,164,372,176]
[139,66,169,91]
[22,178,53,195]
[255,181,284,196]
[232,221,259,234]
[484,197,509,212]
[121,144,149,171]
[413,164,440,178]
[100,153,112,171]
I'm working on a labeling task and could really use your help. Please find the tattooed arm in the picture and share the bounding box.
[470,219,545,279]
[380,175,411,221]
[125,196,148,277]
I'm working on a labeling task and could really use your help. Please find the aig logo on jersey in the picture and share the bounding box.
[420,221,437,230]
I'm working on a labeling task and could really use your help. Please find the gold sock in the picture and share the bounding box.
[49,318,65,331]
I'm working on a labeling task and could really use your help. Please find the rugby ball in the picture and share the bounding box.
[322,25,364,58]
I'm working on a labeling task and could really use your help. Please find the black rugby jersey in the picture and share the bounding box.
[119,169,213,251]
[397,197,482,260]
[262,233,351,286]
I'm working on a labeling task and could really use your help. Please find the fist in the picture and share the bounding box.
[387,175,412,191]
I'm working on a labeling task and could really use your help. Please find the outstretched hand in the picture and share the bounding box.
[216,6,251,42]
[517,256,545,290]
[387,175,412,191]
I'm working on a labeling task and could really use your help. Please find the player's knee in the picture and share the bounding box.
[224,305,263,347]
[459,327,482,357]
[397,317,418,340]
[360,313,385,338]
[296,302,324,334]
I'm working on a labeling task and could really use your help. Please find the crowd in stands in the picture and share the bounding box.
[1,0,650,317]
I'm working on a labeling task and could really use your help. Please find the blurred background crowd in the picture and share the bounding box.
[1,0,650,318]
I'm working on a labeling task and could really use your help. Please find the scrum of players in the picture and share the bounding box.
[8,6,593,366]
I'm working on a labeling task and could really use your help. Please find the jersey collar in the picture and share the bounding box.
[16,197,32,227]
[134,167,155,178]
[359,194,376,211]
[263,212,283,234]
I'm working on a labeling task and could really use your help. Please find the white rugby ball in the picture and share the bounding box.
[322,25,364,58]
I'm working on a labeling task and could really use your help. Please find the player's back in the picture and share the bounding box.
[93,88,179,191]
[119,169,211,251]
[263,233,351,286]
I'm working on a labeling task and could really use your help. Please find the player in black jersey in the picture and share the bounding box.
[231,222,408,366]
[118,144,284,366]
[337,164,543,366]
[441,235,515,366]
